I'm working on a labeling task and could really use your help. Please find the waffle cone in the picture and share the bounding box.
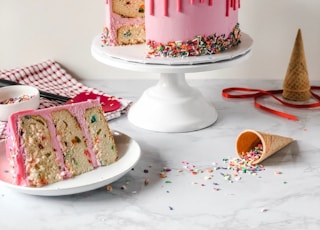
[236,129,293,164]
[282,29,310,101]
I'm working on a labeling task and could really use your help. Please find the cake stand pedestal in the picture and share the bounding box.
[91,34,253,132]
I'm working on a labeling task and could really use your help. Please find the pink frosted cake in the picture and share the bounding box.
[5,100,118,187]
[102,0,241,57]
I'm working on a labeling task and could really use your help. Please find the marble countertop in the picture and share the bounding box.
[1,78,319,230]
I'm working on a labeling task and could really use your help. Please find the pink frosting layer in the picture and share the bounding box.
[5,100,101,186]
[145,0,239,44]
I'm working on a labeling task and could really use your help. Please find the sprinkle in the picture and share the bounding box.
[206,168,213,173]
[144,178,150,185]
[261,208,268,212]
[147,23,241,58]
[120,185,127,190]
[90,115,97,123]
[274,170,282,175]
[204,175,212,180]
[143,169,149,173]
[169,206,174,211]
[160,172,167,178]
[0,94,35,104]
[106,185,112,191]
[165,180,172,184]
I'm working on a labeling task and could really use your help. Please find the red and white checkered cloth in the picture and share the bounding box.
[0,60,131,139]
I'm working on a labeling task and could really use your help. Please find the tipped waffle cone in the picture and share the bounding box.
[282,29,310,101]
[236,129,293,164]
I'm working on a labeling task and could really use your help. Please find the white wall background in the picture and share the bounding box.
[1,0,320,80]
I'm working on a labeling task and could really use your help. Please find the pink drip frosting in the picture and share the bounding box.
[5,100,101,186]
[145,0,239,44]
[147,0,240,17]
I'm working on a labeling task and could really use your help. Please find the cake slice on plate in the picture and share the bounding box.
[5,100,118,187]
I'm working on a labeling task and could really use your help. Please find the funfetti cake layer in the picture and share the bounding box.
[103,0,145,45]
[145,0,241,57]
[5,100,118,187]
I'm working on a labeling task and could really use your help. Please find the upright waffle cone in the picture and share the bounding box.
[236,129,293,164]
[282,29,310,101]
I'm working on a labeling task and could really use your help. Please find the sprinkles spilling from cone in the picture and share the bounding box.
[239,143,263,163]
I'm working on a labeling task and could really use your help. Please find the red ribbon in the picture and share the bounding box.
[221,86,320,121]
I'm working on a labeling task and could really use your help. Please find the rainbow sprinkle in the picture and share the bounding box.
[0,94,34,105]
[240,143,263,162]
[147,23,241,58]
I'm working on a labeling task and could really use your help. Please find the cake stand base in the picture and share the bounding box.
[91,33,253,132]
[128,73,217,132]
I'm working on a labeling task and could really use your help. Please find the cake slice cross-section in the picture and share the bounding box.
[5,100,118,187]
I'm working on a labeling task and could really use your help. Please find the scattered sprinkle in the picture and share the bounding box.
[106,185,112,191]
[261,208,268,213]
[274,170,282,175]
[163,167,172,172]
[204,175,213,180]
[206,168,213,173]
[160,172,167,178]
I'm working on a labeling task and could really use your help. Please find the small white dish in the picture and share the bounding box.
[0,85,40,121]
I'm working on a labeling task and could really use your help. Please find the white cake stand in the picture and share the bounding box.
[91,33,253,132]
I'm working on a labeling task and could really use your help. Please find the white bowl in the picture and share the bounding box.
[0,85,40,121]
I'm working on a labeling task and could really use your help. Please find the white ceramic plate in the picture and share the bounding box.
[0,130,141,196]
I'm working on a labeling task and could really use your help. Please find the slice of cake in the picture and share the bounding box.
[5,100,118,187]
[103,0,145,45]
